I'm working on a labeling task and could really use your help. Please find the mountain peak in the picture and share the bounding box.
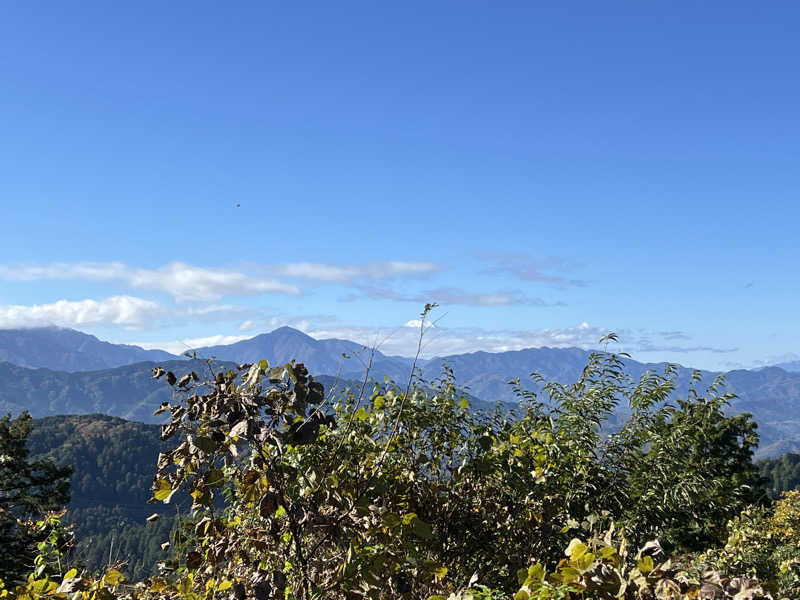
[270,326,312,338]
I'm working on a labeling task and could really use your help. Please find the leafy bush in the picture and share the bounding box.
[702,490,800,596]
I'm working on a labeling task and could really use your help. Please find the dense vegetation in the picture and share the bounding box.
[2,328,799,599]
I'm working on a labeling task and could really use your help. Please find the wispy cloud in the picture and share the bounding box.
[476,252,586,287]
[342,285,561,307]
[0,262,301,302]
[0,296,164,329]
[0,260,445,301]
[658,331,691,340]
[616,330,738,356]
[633,344,739,354]
[273,261,444,283]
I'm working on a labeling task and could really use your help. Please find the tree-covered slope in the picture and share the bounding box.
[0,359,217,423]
[27,414,179,580]
[758,452,800,498]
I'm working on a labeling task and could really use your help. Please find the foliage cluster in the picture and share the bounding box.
[700,490,800,596]
[0,324,789,599]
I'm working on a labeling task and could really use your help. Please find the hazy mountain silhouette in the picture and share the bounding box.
[0,327,177,371]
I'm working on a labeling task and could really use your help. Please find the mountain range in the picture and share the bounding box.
[0,327,176,371]
[2,326,800,457]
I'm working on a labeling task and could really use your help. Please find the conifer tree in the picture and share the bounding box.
[0,411,71,583]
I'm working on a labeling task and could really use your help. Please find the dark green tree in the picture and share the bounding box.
[0,411,72,583]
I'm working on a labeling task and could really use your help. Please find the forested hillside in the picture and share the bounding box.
[759,452,800,498]
[26,414,180,580]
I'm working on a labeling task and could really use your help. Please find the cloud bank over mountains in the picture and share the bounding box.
[0,256,753,366]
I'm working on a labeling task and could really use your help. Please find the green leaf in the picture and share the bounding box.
[381,512,401,528]
[193,436,215,453]
[411,516,433,539]
[206,467,224,488]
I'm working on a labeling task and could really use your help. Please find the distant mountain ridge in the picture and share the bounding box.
[2,326,800,458]
[769,360,800,373]
[0,327,177,371]
[191,326,414,382]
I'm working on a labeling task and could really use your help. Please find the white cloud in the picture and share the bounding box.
[132,334,253,355]
[404,319,435,329]
[0,262,301,302]
[308,322,607,357]
[0,296,164,329]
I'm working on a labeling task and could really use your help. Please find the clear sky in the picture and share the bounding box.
[0,2,798,369]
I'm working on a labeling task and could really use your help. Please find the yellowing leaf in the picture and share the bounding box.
[103,569,126,586]
[637,555,655,574]
[526,563,545,583]
[153,478,173,501]
[565,538,586,558]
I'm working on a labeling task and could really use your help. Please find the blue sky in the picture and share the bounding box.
[0,2,798,369]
